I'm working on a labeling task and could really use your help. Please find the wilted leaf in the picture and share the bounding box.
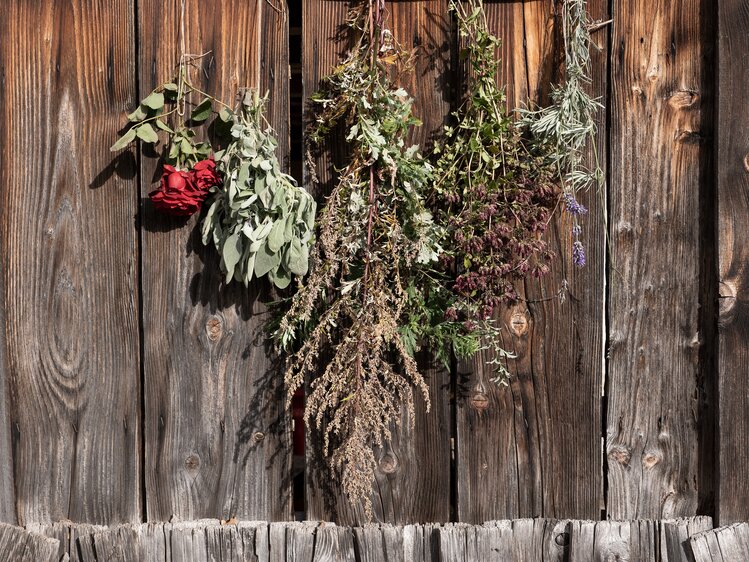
[110,127,136,151]
[191,98,213,122]
[135,123,159,144]
[141,91,164,110]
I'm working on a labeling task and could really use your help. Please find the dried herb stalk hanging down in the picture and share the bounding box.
[275,0,443,516]
[521,0,604,266]
[430,0,559,381]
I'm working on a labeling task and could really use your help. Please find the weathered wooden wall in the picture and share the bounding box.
[0,0,745,530]
[2,516,718,562]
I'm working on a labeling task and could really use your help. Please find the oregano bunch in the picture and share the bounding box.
[275,0,443,517]
[520,0,603,267]
[432,0,558,326]
[201,91,316,289]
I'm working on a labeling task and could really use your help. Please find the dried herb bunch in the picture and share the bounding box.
[275,0,443,516]
[520,0,603,267]
[432,0,558,323]
[201,91,316,289]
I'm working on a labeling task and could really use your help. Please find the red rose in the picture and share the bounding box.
[192,158,222,191]
[149,164,208,216]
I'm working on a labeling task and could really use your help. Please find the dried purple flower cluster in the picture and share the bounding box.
[447,172,558,319]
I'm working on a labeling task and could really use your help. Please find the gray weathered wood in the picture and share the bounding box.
[286,522,317,562]
[139,0,292,522]
[569,517,713,562]
[456,0,607,523]
[662,517,714,562]
[0,519,724,561]
[689,524,749,562]
[717,0,749,526]
[29,522,107,562]
[0,0,141,525]
[607,0,710,519]
[301,0,452,525]
[437,519,568,562]
[0,523,59,562]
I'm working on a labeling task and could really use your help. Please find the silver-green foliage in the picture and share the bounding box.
[520,0,603,192]
[201,91,316,289]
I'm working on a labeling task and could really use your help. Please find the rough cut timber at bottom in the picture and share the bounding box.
[3,516,721,561]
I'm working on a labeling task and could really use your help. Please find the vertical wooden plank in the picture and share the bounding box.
[456,0,607,522]
[606,0,711,519]
[0,0,140,524]
[301,0,453,524]
[0,524,59,562]
[139,0,291,521]
[689,524,749,562]
[716,0,749,526]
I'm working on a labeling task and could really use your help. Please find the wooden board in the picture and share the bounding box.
[0,0,141,525]
[456,0,607,522]
[11,518,719,561]
[0,523,59,562]
[606,0,710,519]
[139,0,291,521]
[689,523,749,562]
[568,517,713,562]
[301,0,453,524]
[716,0,749,526]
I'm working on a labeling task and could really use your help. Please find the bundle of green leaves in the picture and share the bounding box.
[201,91,316,288]
[275,0,448,517]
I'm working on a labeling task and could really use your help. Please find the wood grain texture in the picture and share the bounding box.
[689,523,749,562]
[139,0,291,521]
[0,0,141,525]
[456,0,607,522]
[568,517,713,562]
[437,519,569,562]
[716,0,749,526]
[301,0,453,524]
[4,518,720,561]
[0,523,59,562]
[606,0,712,519]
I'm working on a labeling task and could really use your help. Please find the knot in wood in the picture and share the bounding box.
[206,316,223,342]
[184,453,201,471]
[719,280,737,320]
[554,532,570,547]
[470,393,490,411]
[378,452,399,474]
[743,153,749,172]
[668,89,699,110]
[608,445,631,467]
[252,431,265,443]
[642,453,660,469]
[509,311,528,337]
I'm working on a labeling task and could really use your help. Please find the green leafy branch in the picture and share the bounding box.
[110,54,232,168]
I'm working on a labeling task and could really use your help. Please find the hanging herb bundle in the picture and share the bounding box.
[432,0,558,326]
[201,91,316,289]
[520,0,603,267]
[275,0,446,516]
[111,54,226,216]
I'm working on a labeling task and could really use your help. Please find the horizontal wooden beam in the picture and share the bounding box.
[16,517,719,561]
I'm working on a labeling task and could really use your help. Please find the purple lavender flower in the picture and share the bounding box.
[572,224,582,236]
[572,240,586,267]
[563,193,588,216]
